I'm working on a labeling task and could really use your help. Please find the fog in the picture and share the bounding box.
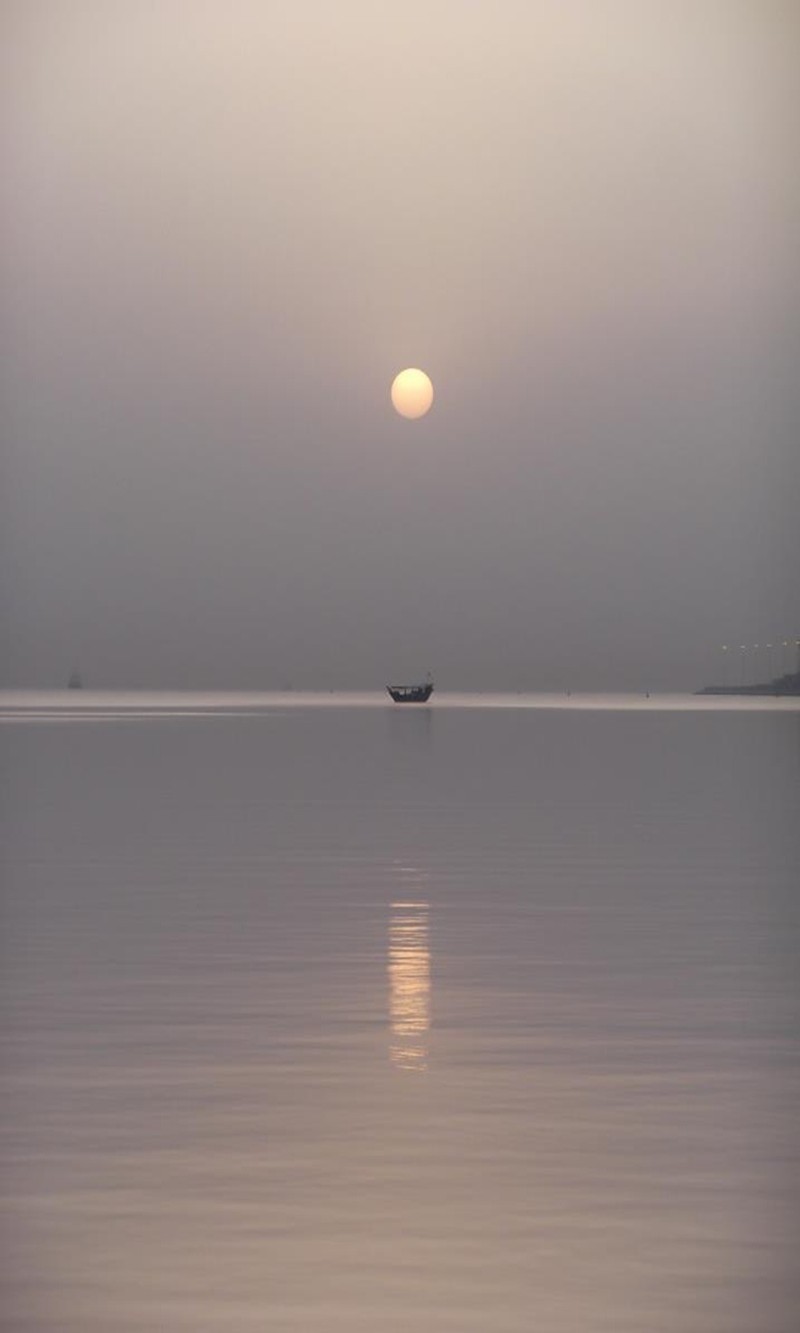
[3,2,798,689]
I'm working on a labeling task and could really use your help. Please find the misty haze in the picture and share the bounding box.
[2,5,799,1332]
[3,2,797,690]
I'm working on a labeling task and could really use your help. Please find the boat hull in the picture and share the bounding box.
[386,683,434,703]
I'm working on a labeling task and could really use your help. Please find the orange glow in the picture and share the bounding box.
[389,901,430,1070]
[390,368,434,419]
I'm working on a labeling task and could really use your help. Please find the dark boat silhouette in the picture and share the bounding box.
[68,671,83,689]
[387,677,434,703]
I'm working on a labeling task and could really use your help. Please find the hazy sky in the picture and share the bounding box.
[3,2,798,689]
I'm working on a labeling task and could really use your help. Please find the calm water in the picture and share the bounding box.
[2,693,799,1331]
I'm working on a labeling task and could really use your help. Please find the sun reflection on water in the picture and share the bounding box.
[389,901,431,1071]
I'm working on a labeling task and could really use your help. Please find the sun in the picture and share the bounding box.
[391,368,434,420]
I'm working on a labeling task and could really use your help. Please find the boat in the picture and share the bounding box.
[387,677,434,703]
[68,671,83,689]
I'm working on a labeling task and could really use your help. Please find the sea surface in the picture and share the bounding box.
[1,692,799,1332]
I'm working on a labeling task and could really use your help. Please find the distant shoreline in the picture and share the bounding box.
[697,671,800,697]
